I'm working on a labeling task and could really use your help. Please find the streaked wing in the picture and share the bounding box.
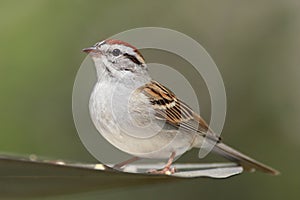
[139,81,221,142]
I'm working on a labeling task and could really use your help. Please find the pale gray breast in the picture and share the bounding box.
[89,79,202,159]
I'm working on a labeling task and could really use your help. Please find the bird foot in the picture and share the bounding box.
[148,167,176,175]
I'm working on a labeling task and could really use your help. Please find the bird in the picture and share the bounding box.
[83,39,279,175]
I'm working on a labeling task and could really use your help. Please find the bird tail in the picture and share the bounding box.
[213,142,279,175]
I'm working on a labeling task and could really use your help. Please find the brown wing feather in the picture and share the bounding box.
[140,81,221,142]
[139,81,279,175]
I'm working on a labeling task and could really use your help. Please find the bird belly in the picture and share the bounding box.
[89,82,199,160]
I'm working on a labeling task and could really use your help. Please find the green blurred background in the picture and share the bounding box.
[0,0,299,199]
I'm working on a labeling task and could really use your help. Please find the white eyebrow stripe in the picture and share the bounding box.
[97,40,106,46]
[108,44,136,55]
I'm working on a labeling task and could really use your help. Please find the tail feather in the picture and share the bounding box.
[213,143,279,175]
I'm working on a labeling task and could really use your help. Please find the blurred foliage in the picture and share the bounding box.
[0,0,299,199]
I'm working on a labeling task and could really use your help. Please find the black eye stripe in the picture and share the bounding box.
[123,53,142,65]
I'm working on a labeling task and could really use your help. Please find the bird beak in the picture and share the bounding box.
[82,46,98,53]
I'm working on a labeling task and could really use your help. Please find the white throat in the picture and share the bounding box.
[92,56,151,89]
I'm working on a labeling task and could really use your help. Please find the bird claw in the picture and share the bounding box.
[148,167,176,175]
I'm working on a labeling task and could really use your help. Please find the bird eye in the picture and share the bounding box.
[112,48,121,56]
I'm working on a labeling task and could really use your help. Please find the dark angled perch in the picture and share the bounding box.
[0,154,243,198]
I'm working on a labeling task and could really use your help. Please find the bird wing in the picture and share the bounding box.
[138,80,221,142]
[137,81,279,175]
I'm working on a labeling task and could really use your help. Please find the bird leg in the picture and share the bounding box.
[113,156,140,169]
[148,152,176,174]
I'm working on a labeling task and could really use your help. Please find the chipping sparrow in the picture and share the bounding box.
[83,39,279,175]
